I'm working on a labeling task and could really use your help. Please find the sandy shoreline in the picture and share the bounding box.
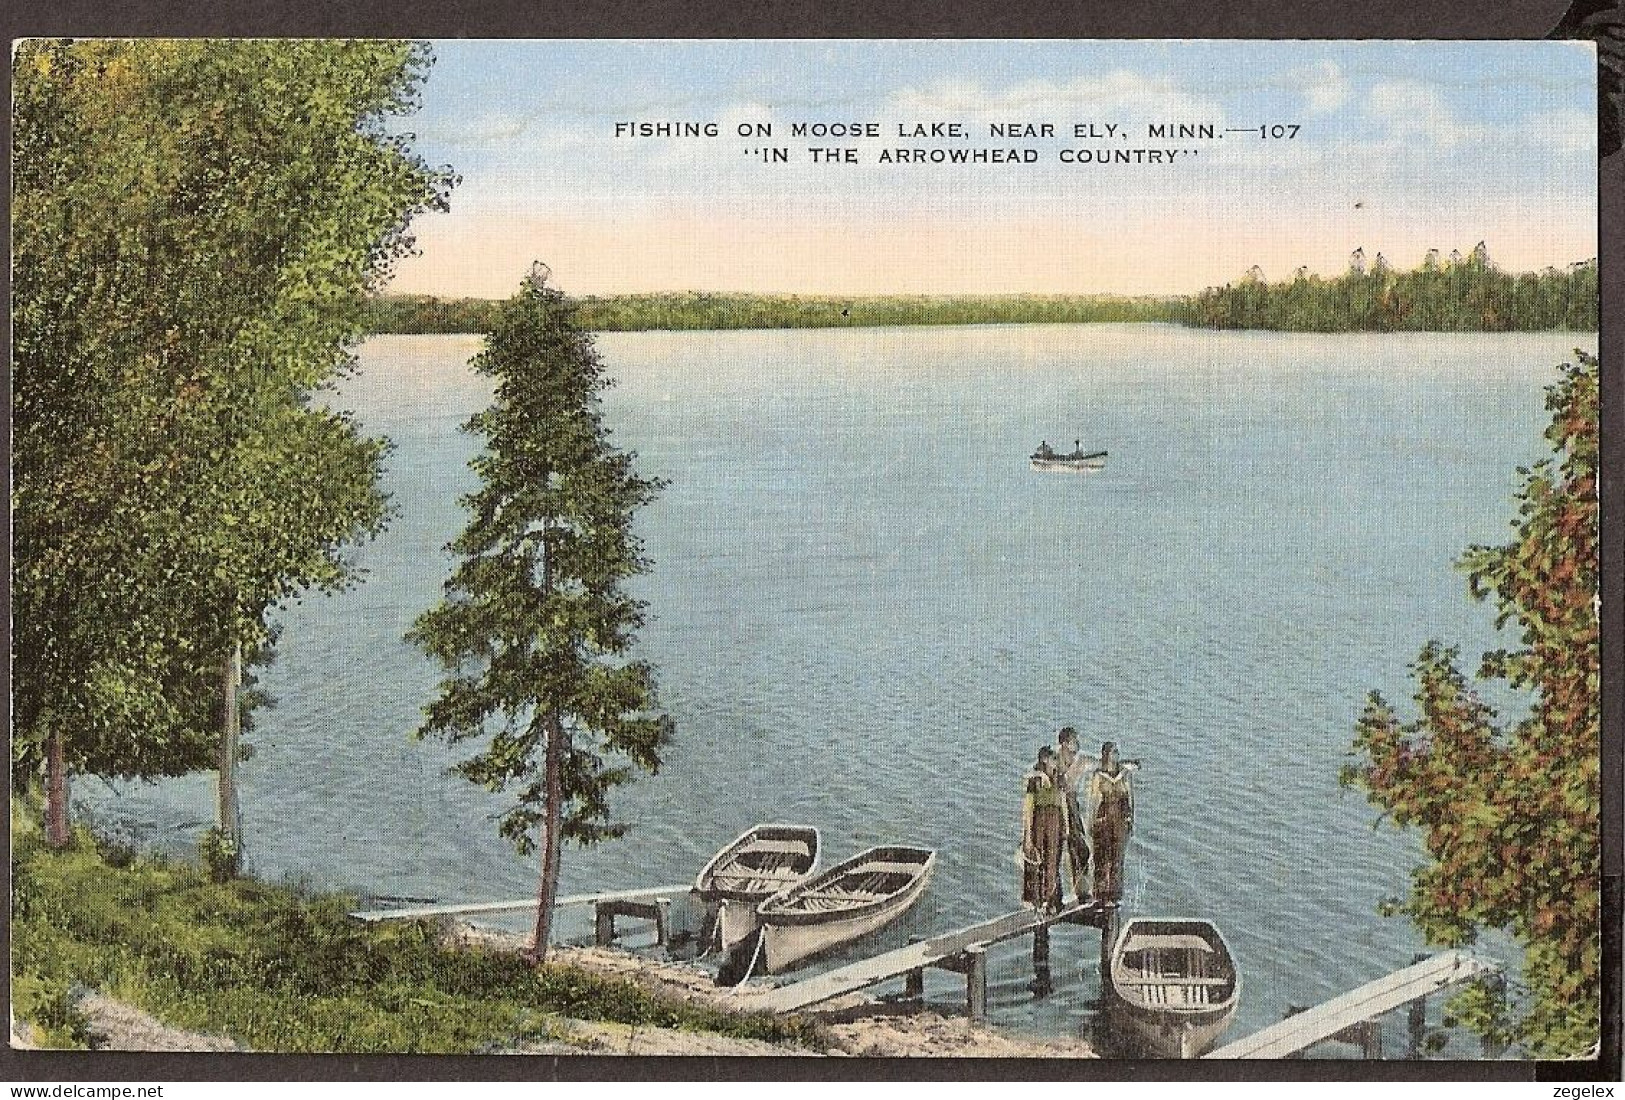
[14,921,1094,1057]
[459,924,1096,1058]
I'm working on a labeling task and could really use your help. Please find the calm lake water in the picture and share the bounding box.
[81,323,1597,1054]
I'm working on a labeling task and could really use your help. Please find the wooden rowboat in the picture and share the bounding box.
[1106,918,1240,1058]
[754,845,937,973]
[693,823,820,953]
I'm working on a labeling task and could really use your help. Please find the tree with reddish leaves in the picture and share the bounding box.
[1342,350,1599,1057]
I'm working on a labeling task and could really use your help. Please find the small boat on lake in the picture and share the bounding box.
[754,845,937,973]
[1106,917,1240,1058]
[1031,439,1107,472]
[693,823,820,954]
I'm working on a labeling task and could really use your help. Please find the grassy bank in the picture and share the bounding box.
[9,801,827,1053]
[363,292,1189,334]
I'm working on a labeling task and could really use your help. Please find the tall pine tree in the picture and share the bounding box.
[409,266,673,960]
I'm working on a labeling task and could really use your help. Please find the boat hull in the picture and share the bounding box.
[1031,454,1106,472]
[1106,918,1240,1059]
[1111,999,1236,1060]
[715,897,761,953]
[693,824,820,954]
[757,847,936,973]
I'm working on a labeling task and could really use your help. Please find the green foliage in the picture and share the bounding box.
[363,291,1184,333]
[1193,247,1597,332]
[409,272,673,853]
[10,813,827,1052]
[11,42,454,792]
[365,256,1597,337]
[198,826,240,882]
[1342,351,1600,1057]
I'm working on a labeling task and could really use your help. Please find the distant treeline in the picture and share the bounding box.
[362,292,1185,333]
[365,247,1599,335]
[1190,245,1598,332]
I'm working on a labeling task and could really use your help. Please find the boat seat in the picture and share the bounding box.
[747,840,813,855]
[1118,976,1230,987]
[859,862,927,876]
[1130,983,1218,1008]
[787,889,871,903]
[711,874,803,891]
[1122,934,1214,953]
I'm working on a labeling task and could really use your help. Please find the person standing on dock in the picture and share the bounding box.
[1021,746,1067,914]
[1055,727,1093,906]
[1088,741,1138,902]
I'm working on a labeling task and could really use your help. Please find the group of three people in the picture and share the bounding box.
[1021,727,1137,913]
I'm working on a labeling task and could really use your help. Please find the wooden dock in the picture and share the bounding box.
[349,882,692,948]
[349,884,691,922]
[745,900,1115,1017]
[1204,951,1498,1059]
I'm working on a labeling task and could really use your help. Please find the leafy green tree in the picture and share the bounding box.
[12,40,453,849]
[1189,246,1597,333]
[1341,351,1600,1057]
[409,267,673,960]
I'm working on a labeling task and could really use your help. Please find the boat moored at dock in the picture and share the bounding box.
[754,845,937,973]
[1106,917,1240,1058]
[693,823,821,953]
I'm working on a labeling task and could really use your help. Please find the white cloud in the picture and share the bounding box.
[1364,80,1595,155]
[1294,60,1350,115]
[409,112,537,148]
[1519,107,1595,153]
[890,70,1224,122]
[1365,80,1489,147]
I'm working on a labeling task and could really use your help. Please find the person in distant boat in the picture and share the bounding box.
[1055,726,1093,906]
[1021,745,1067,914]
[1088,741,1139,902]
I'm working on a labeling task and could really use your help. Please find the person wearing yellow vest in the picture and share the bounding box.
[1021,745,1068,914]
[1087,741,1138,902]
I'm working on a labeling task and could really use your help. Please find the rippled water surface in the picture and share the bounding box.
[84,324,1595,1052]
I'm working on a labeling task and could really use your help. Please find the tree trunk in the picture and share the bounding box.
[216,641,242,875]
[529,710,567,963]
[44,728,70,849]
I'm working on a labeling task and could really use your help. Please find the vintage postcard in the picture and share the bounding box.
[8,37,1613,1076]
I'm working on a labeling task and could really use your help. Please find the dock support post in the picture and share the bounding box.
[1407,997,1427,1053]
[1359,1019,1383,1059]
[1099,904,1119,986]
[1404,953,1429,1055]
[1480,972,1508,1059]
[904,935,925,1001]
[593,898,671,947]
[653,897,671,947]
[965,945,988,1021]
[1032,923,1052,995]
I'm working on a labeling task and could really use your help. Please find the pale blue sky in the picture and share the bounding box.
[388,40,1598,296]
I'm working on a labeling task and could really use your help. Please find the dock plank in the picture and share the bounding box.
[1203,951,1497,1059]
[349,884,692,923]
[744,900,1112,1013]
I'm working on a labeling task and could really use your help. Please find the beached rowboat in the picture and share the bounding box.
[1106,917,1240,1058]
[693,823,821,953]
[754,845,937,973]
